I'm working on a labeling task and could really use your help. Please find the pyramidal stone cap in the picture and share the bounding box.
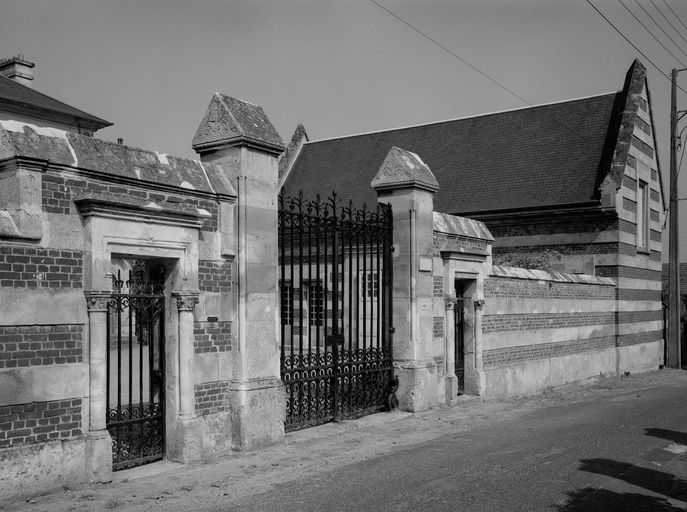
[192,93,285,155]
[371,146,439,192]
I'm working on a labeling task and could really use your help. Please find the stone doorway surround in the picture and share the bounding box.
[79,195,203,480]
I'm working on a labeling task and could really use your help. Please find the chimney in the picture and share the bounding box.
[0,55,35,88]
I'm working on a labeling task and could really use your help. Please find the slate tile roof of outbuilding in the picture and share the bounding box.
[0,74,112,129]
[283,91,623,215]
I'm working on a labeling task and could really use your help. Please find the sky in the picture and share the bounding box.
[1,0,687,259]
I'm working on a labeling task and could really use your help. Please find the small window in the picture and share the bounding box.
[636,181,649,251]
[280,281,293,325]
[307,281,324,327]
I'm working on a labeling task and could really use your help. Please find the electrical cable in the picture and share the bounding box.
[663,0,687,35]
[634,0,687,58]
[367,0,531,107]
[619,0,687,66]
[649,0,687,47]
[587,0,687,95]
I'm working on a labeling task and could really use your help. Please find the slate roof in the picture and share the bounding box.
[0,74,112,130]
[283,92,624,215]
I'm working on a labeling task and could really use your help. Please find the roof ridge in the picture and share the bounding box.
[306,91,620,144]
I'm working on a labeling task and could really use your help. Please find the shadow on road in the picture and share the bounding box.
[554,487,683,511]
[645,428,687,445]
[577,458,687,502]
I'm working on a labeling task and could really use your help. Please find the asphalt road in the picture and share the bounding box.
[8,370,687,511]
[226,378,687,511]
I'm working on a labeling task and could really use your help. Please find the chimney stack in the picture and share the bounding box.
[0,55,35,88]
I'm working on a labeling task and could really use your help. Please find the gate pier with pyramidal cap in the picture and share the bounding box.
[371,147,442,412]
[193,93,286,450]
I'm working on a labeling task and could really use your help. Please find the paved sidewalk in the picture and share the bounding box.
[4,369,687,511]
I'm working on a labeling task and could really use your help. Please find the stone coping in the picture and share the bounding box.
[0,121,236,197]
[490,265,615,286]
[433,211,494,241]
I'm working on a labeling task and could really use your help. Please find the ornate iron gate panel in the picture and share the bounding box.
[106,265,165,471]
[455,297,465,394]
[279,192,395,431]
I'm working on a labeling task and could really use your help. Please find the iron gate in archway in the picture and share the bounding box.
[278,192,396,431]
[106,263,165,470]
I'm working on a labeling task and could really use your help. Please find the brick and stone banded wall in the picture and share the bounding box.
[482,312,615,333]
[492,243,620,258]
[0,324,83,368]
[487,218,616,238]
[617,310,663,323]
[194,381,229,416]
[0,398,82,448]
[595,266,661,281]
[0,246,83,288]
[194,321,232,353]
[433,276,443,297]
[617,289,662,301]
[433,317,444,338]
[484,278,615,300]
[42,173,219,231]
[617,329,663,347]
[198,260,232,293]
[483,336,616,368]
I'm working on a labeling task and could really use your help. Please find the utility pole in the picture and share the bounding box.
[668,68,682,369]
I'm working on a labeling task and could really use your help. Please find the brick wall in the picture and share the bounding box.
[433,317,444,338]
[484,278,615,300]
[482,312,615,333]
[198,260,232,293]
[0,247,82,288]
[433,276,443,297]
[484,336,616,368]
[194,382,229,416]
[0,324,83,368]
[194,321,232,353]
[0,398,82,448]
[42,172,219,231]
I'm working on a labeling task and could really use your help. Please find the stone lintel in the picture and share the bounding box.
[74,193,205,229]
[371,146,439,193]
[192,94,285,156]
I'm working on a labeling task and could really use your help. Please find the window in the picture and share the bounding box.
[636,180,649,251]
[307,281,324,327]
[280,281,293,325]
[361,271,379,299]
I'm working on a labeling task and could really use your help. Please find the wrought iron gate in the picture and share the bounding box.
[279,192,395,431]
[107,264,165,470]
[455,297,465,394]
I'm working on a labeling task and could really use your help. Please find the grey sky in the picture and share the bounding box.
[1,0,686,255]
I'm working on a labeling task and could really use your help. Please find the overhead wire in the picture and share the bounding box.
[586,0,687,95]
[618,0,687,66]
[367,0,531,107]
[663,0,687,35]
[633,0,687,58]
[648,0,687,47]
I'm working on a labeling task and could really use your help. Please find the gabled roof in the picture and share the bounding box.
[0,74,112,131]
[283,92,623,215]
[283,62,660,217]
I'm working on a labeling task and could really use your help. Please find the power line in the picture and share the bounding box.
[618,0,687,66]
[633,0,687,59]
[663,0,687,35]
[367,0,531,106]
[586,0,687,95]
[649,0,687,47]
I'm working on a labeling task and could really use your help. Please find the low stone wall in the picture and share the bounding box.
[482,266,619,398]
